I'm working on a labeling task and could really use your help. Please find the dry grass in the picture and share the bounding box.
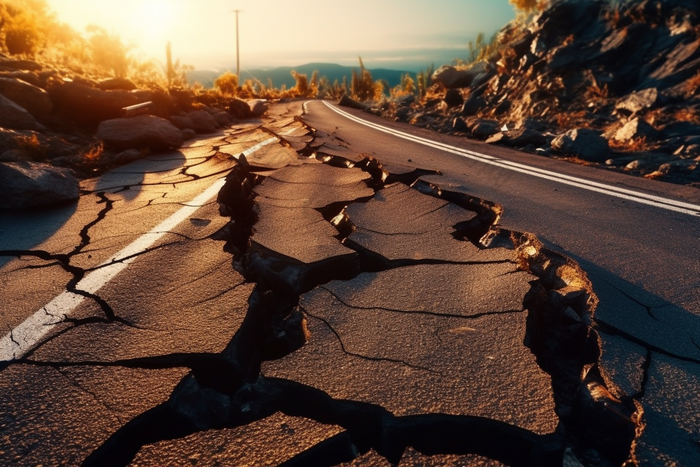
[555,110,590,129]
[14,133,44,159]
[83,142,104,161]
[587,82,609,99]
[673,107,700,123]
[685,70,700,97]
[609,136,650,152]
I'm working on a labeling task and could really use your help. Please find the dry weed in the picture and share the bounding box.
[685,70,700,97]
[14,133,44,159]
[83,142,104,161]
[555,110,589,129]
[609,136,650,152]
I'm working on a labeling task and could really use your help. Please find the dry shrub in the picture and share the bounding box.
[555,110,589,129]
[672,107,700,124]
[587,81,609,99]
[609,136,649,152]
[685,70,700,96]
[214,71,239,96]
[83,141,104,161]
[15,133,44,159]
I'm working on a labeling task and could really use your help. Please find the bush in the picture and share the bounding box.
[214,71,239,96]
[351,57,383,102]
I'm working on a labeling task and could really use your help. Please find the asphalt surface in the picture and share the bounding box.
[0,100,698,466]
[300,101,700,466]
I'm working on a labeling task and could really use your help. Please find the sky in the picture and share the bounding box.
[45,0,516,72]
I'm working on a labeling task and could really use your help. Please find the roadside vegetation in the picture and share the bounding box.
[0,0,452,105]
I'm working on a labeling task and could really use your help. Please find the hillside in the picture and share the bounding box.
[363,0,700,187]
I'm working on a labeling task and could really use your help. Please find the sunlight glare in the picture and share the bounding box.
[131,0,177,50]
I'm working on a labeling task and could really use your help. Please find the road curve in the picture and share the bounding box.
[303,100,700,316]
[302,99,700,466]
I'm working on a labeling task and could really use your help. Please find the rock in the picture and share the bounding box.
[0,149,30,162]
[338,94,370,110]
[625,159,648,172]
[443,89,464,108]
[471,120,500,139]
[660,121,700,139]
[395,93,415,107]
[0,161,79,209]
[452,117,469,133]
[97,77,137,91]
[188,110,217,133]
[613,117,659,143]
[0,94,43,130]
[615,88,658,117]
[395,107,411,122]
[551,128,610,162]
[47,80,152,128]
[228,98,253,119]
[490,127,547,147]
[170,114,194,130]
[431,62,492,89]
[0,58,42,71]
[97,115,183,150]
[105,148,143,166]
[182,128,196,140]
[212,110,233,127]
[460,94,487,116]
[249,99,268,117]
[0,77,52,118]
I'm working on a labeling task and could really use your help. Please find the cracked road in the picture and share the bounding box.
[0,101,699,466]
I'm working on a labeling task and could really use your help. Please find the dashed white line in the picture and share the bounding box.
[323,101,700,217]
[0,136,278,361]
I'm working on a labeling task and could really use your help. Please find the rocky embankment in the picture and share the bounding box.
[0,54,266,210]
[364,0,700,187]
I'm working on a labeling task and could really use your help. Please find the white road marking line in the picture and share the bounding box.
[0,137,278,361]
[324,101,700,217]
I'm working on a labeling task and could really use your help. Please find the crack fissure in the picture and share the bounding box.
[319,286,525,321]
[302,307,436,373]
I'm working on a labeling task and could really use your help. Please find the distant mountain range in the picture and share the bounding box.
[188,63,418,90]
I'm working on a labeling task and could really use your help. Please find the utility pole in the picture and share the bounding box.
[233,9,242,78]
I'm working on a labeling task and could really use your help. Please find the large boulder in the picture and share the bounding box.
[443,89,464,108]
[431,62,493,89]
[169,114,194,130]
[0,76,52,118]
[212,110,233,127]
[228,98,254,119]
[338,94,370,110]
[47,80,152,128]
[249,99,268,117]
[615,88,658,117]
[97,77,137,91]
[0,94,43,130]
[0,161,79,209]
[97,115,183,150]
[551,128,610,162]
[188,110,218,133]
